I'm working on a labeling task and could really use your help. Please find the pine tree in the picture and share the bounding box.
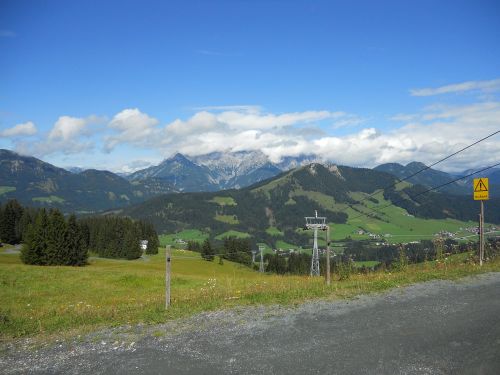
[21,209,48,265]
[18,208,35,242]
[201,239,214,261]
[46,209,68,265]
[140,221,159,255]
[66,214,87,266]
[124,222,142,260]
[0,199,23,244]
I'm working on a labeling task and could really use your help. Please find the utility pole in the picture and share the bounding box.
[259,245,265,273]
[166,245,171,309]
[326,225,331,286]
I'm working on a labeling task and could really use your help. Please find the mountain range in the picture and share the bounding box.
[0,149,176,213]
[120,162,500,246]
[127,151,320,191]
[1,148,497,215]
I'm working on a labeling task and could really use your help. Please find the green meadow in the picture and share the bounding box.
[158,229,208,246]
[1,244,499,341]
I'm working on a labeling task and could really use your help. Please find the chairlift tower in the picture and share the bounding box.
[258,245,265,273]
[305,210,327,276]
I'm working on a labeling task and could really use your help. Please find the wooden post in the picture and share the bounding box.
[166,245,171,308]
[326,226,331,286]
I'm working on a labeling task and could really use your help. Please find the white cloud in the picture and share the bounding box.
[105,108,160,151]
[12,115,102,157]
[410,78,500,97]
[159,102,500,173]
[0,121,37,137]
[8,92,500,174]
[49,116,87,141]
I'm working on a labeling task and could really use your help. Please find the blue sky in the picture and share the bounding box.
[0,0,499,172]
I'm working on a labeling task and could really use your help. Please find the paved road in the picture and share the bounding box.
[2,273,500,374]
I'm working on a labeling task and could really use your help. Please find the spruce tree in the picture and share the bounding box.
[21,209,48,265]
[124,222,142,260]
[0,199,23,244]
[201,239,214,261]
[46,209,68,265]
[139,221,159,255]
[66,214,87,266]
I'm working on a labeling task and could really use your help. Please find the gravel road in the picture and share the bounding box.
[2,272,500,374]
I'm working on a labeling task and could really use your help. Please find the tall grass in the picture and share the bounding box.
[1,246,499,340]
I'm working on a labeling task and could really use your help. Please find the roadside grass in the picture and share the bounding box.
[1,248,499,341]
[354,261,381,268]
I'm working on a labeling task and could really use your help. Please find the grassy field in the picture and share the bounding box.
[158,229,208,246]
[32,195,65,204]
[266,227,284,236]
[275,240,301,251]
[209,196,237,206]
[0,186,16,196]
[2,244,499,341]
[214,214,239,224]
[354,261,381,268]
[323,191,479,244]
[215,230,251,240]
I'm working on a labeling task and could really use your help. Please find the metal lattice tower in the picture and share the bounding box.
[305,210,327,276]
[259,245,265,273]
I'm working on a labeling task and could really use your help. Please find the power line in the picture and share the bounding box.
[348,161,500,223]
[353,129,500,207]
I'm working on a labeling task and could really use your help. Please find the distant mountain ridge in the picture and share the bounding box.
[2,147,496,215]
[121,162,500,243]
[127,151,323,191]
[375,161,498,197]
[0,149,176,212]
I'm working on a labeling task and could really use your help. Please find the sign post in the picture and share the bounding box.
[473,178,489,266]
[166,245,171,308]
[326,225,331,286]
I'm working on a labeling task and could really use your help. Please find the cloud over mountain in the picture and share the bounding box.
[4,78,500,173]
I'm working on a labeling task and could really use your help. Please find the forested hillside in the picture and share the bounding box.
[0,149,176,213]
[122,163,500,246]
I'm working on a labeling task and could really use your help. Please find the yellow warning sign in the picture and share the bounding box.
[473,178,489,200]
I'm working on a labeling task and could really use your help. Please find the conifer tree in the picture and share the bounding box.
[201,239,214,261]
[124,222,142,260]
[21,209,48,265]
[0,199,23,244]
[46,209,68,265]
[66,214,87,266]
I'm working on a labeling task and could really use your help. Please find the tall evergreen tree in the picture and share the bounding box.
[139,221,159,254]
[201,239,215,261]
[124,222,142,260]
[21,209,48,265]
[46,209,69,265]
[0,199,23,244]
[66,214,87,266]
